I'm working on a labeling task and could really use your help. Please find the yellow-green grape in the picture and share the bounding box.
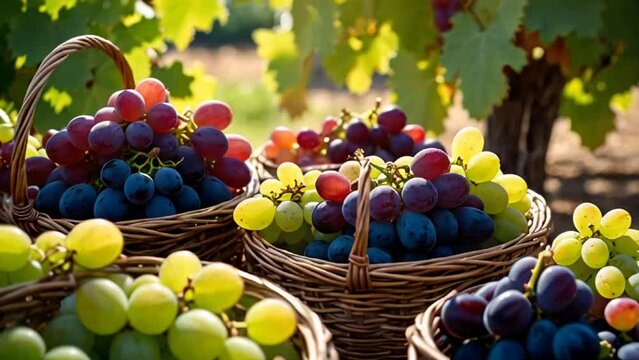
[0,109,10,124]
[573,202,602,237]
[471,182,508,214]
[511,196,531,214]
[25,144,38,159]
[279,223,311,245]
[339,161,361,182]
[595,266,625,299]
[159,250,202,294]
[37,148,48,158]
[128,283,178,335]
[301,189,322,206]
[27,135,41,149]
[259,179,284,198]
[35,231,66,264]
[493,174,528,204]
[600,209,632,240]
[0,123,14,143]
[552,237,582,266]
[275,201,303,233]
[219,337,265,360]
[492,208,528,243]
[76,279,128,335]
[0,225,32,272]
[451,126,484,164]
[365,155,385,178]
[493,169,504,180]
[258,221,281,244]
[193,263,244,313]
[449,164,465,177]
[568,257,596,281]
[627,273,639,301]
[0,271,8,287]
[127,274,160,297]
[246,299,297,345]
[65,219,123,269]
[262,341,300,360]
[0,326,46,360]
[551,230,580,249]
[44,346,90,360]
[107,273,133,294]
[168,310,227,360]
[581,238,610,269]
[277,162,304,187]
[609,254,639,278]
[302,170,321,190]
[465,151,500,183]
[303,202,318,225]
[8,260,44,284]
[233,198,276,231]
[43,315,94,352]
[109,331,161,360]
[614,235,639,258]
[627,229,639,241]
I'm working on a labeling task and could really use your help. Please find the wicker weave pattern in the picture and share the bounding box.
[244,161,552,359]
[5,35,258,262]
[0,256,339,360]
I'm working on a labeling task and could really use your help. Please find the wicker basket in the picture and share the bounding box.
[252,148,340,181]
[0,256,339,360]
[243,161,552,359]
[6,35,258,262]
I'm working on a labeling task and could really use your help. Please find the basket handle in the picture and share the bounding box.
[10,35,135,220]
[346,160,373,292]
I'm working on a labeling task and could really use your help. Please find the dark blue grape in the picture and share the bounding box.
[453,341,486,360]
[198,176,231,207]
[124,173,155,205]
[618,343,639,360]
[374,148,394,162]
[597,331,619,349]
[342,224,356,236]
[428,209,458,244]
[327,139,349,163]
[557,280,593,322]
[493,277,521,297]
[125,121,153,150]
[402,177,438,213]
[475,281,498,302]
[172,185,201,213]
[154,167,183,196]
[488,340,526,360]
[552,324,599,360]
[508,256,537,290]
[388,133,414,157]
[369,185,401,222]
[100,159,131,189]
[433,173,470,209]
[35,181,68,217]
[368,221,396,250]
[327,235,354,263]
[59,184,97,219]
[145,195,176,218]
[312,201,346,234]
[46,167,64,184]
[341,190,359,226]
[370,125,388,147]
[536,265,577,314]
[345,120,370,146]
[396,211,436,250]
[483,290,533,338]
[367,247,392,264]
[152,133,179,160]
[93,188,129,221]
[400,249,428,262]
[176,145,206,184]
[431,245,454,258]
[304,240,329,260]
[442,293,487,338]
[454,207,494,243]
[526,319,557,360]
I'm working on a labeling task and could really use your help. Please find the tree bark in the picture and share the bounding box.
[485,59,566,195]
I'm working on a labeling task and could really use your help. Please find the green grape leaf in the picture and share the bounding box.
[389,49,446,134]
[292,0,338,56]
[337,0,367,30]
[591,54,639,97]
[42,0,77,20]
[323,42,357,87]
[151,61,195,98]
[46,49,99,96]
[80,0,136,29]
[565,35,605,71]
[524,0,605,44]
[124,47,151,81]
[602,0,639,56]
[472,0,501,26]
[111,18,161,53]
[155,0,228,50]
[279,55,312,118]
[253,29,304,92]
[561,79,614,149]
[169,63,217,114]
[441,0,527,119]
[374,0,438,55]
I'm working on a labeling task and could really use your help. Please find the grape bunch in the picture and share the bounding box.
[262,99,446,168]
[551,203,639,302]
[430,0,463,33]
[8,77,255,221]
[235,126,532,264]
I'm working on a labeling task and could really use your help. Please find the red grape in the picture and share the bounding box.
[345,120,370,146]
[264,140,279,159]
[191,126,229,160]
[67,115,95,150]
[276,150,296,164]
[225,134,252,161]
[61,162,96,184]
[605,298,639,331]
[152,134,179,160]
[147,102,178,133]
[115,89,145,122]
[94,107,120,123]
[193,100,233,130]
[297,128,321,150]
[42,129,58,147]
[27,186,38,200]
[210,157,251,189]
[369,185,401,222]
[107,90,123,107]
[46,131,85,165]
[322,116,339,135]
[402,124,426,143]
[135,78,167,112]
[411,148,450,180]
[88,121,125,155]
[26,156,56,187]
[271,126,297,150]
[1,141,14,163]
[377,106,407,134]
[0,166,8,193]
[316,171,351,202]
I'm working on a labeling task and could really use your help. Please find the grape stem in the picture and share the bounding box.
[523,248,553,299]
[353,149,412,190]
[267,181,306,203]
[127,147,182,177]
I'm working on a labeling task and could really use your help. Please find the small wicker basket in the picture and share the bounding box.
[0,256,339,360]
[6,35,258,262]
[252,149,340,181]
[244,161,552,359]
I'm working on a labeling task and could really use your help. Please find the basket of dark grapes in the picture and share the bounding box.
[0,220,338,360]
[4,35,258,262]
[238,126,551,359]
[253,98,446,180]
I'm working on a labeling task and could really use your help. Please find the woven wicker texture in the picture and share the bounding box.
[0,256,339,360]
[244,161,552,359]
[5,35,258,262]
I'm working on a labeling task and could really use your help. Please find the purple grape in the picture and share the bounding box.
[210,157,251,189]
[370,125,388,146]
[536,265,577,314]
[413,139,447,155]
[462,194,484,210]
[345,120,370,146]
[88,121,125,155]
[369,185,401,222]
[152,133,179,160]
[558,280,594,322]
[475,281,498,302]
[26,156,56,187]
[67,115,95,150]
[377,106,407,134]
[46,167,64,184]
[341,190,359,226]
[401,177,438,212]
[191,126,228,160]
[374,148,394,162]
[147,102,178,134]
[0,166,9,193]
[125,121,154,150]
[61,162,96,185]
[483,290,534,337]
[388,133,414,157]
[297,128,321,150]
[312,201,346,234]
[441,293,488,338]
[493,277,521,297]
[46,131,85,166]
[432,173,469,208]
[508,256,537,289]
[454,206,494,244]
[328,139,349,163]
[176,146,206,184]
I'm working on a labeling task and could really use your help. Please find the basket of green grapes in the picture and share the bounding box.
[0,221,338,360]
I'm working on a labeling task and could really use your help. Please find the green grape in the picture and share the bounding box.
[0,123,14,143]
[0,225,32,272]
[60,294,77,315]
[602,237,616,254]
[127,274,160,296]
[465,151,500,183]
[581,238,610,269]
[470,182,508,214]
[168,310,227,360]
[600,208,632,239]
[552,237,582,266]
[25,144,38,158]
[35,231,67,265]
[37,148,48,158]
[9,259,44,284]
[614,235,639,258]
[275,201,303,233]
[128,283,178,335]
[0,108,9,124]
[65,219,123,269]
[193,263,244,313]
[159,250,202,294]
[302,170,321,190]
[246,299,297,346]
[300,190,322,206]
[257,220,281,244]
[107,273,134,294]
[0,326,46,360]
[28,135,41,149]
[259,179,284,198]
[451,126,484,164]
[76,279,128,335]
[551,230,581,249]
[595,266,625,299]
[219,337,265,360]
[303,202,317,225]
[609,254,639,278]
[493,174,528,204]
[233,198,276,231]
[261,341,300,360]
[313,230,339,241]
[494,207,528,231]
[109,330,161,360]
[449,164,465,177]
[339,160,361,182]
[277,162,304,187]
[573,202,602,237]
[510,196,531,214]
[44,346,90,360]
[492,209,526,243]
[394,156,412,178]
[92,335,113,360]
[279,223,311,245]
[567,257,596,282]
[365,155,385,179]
[626,273,639,301]
[627,229,639,241]
[0,271,9,287]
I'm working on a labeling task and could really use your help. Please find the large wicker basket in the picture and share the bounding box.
[244,161,552,359]
[0,256,339,360]
[6,35,258,262]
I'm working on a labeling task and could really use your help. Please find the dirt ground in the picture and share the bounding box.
[171,46,639,236]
